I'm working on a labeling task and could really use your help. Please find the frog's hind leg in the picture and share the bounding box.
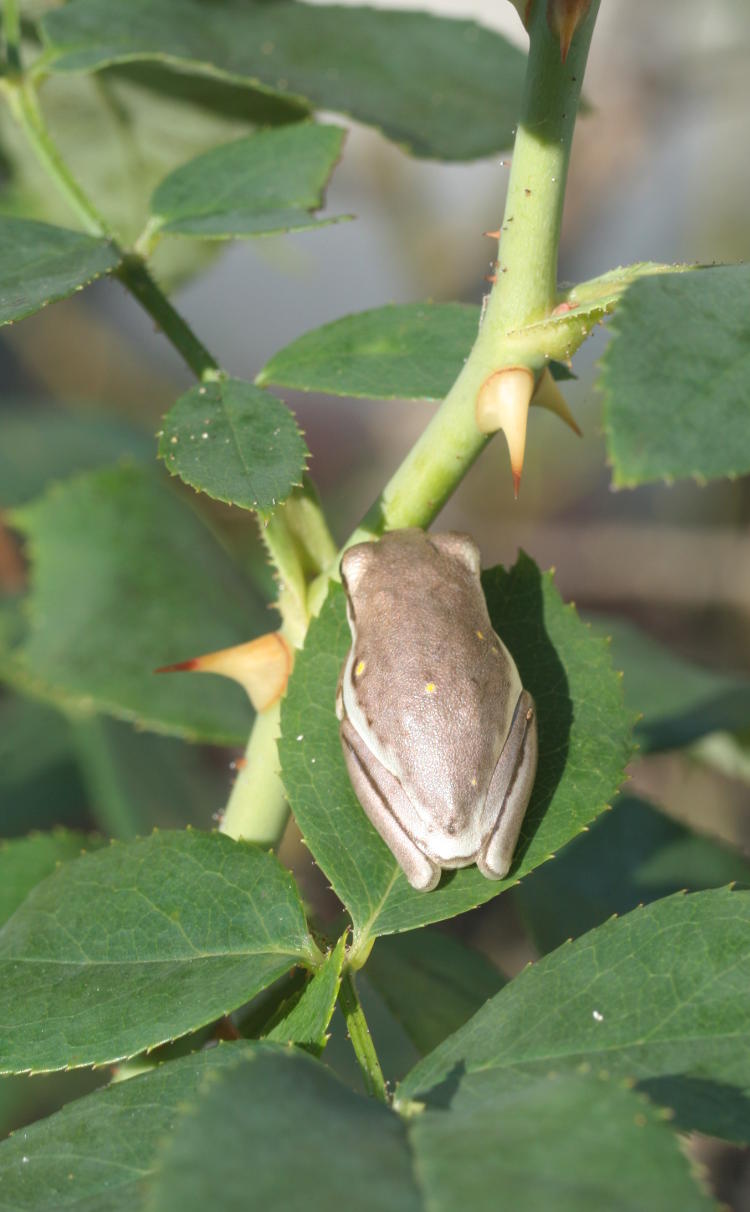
[340,719,440,892]
[477,691,538,880]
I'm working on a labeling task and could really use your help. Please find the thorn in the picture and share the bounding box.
[485,274,498,283]
[475,367,535,497]
[547,0,592,62]
[509,0,534,27]
[483,229,502,239]
[156,632,293,712]
[531,367,582,436]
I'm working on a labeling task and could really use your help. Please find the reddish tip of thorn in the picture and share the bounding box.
[483,229,502,239]
[154,658,199,674]
[512,470,522,499]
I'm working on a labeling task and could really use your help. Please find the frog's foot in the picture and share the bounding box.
[340,718,441,892]
[477,690,538,880]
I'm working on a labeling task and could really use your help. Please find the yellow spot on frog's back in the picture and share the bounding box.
[491,646,499,655]
[470,777,478,787]
[355,660,366,677]
[424,682,436,694]
[476,630,484,640]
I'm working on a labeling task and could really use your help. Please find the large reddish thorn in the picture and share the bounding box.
[156,632,293,712]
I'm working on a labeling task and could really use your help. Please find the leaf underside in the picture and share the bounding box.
[42,0,527,161]
[0,216,119,325]
[257,301,575,402]
[10,464,262,743]
[150,122,348,239]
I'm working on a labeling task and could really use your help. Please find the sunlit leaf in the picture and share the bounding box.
[0,830,317,1073]
[257,302,574,402]
[400,886,750,1142]
[279,554,633,946]
[601,264,750,486]
[0,830,101,926]
[150,123,347,239]
[159,378,307,512]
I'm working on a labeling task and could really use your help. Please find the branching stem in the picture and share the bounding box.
[347,0,600,546]
[2,74,220,381]
[2,0,22,74]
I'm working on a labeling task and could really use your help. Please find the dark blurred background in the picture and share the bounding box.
[1,0,749,1203]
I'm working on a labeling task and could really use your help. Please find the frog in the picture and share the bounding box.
[336,528,537,891]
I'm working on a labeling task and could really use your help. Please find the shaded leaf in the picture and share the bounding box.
[0,692,89,839]
[0,691,75,790]
[159,378,307,512]
[0,217,118,325]
[0,686,238,840]
[0,830,317,1073]
[148,1047,421,1212]
[0,66,305,285]
[42,0,527,161]
[399,886,750,1142]
[515,796,750,954]
[408,1070,715,1212]
[0,408,152,509]
[147,1048,714,1212]
[0,830,101,927]
[10,464,264,743]
[279,554,633,947]
[587,613,750,753]
[67,713,237,838]
[601,264,750,486]
[150,122,347,239]
[264,932,346,1053]
[0,1041,258,1211]
[257,302,574,402]
[365,929,504,1055]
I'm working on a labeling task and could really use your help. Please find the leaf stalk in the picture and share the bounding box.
[338,969,388,1103]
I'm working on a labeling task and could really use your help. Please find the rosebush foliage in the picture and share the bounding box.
[0,2,748,1210]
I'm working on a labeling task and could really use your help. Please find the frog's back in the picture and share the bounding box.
[341,530,522,828]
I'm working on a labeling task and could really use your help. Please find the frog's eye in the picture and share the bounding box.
[340,541,375,594]
[429,533,481,578]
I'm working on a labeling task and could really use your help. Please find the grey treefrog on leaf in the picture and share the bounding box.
[337,529,537,891]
